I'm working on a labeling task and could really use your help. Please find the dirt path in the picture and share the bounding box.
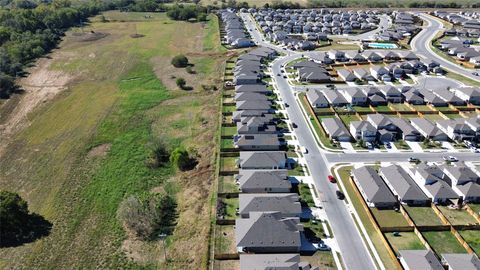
[0,53,73,157]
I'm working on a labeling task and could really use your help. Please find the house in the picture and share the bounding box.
[240,254,320,270]
[235,84,272,94]
[465,116,480,139]
[234,134,280,150]
[398,250,443,270]
[369,94,388,106]
[342,88,368,106]
[235,92,268,102]
[306,89,329,108]
[349,121,377,142]
[403,90,424,105]
[236,170,291,193]
[437,118,476,141]
[413,164,460,204]
[379,165,429,206]
[239,193,302,218]
[297,67,331,83]
[236,100,272,111]
[321,117,352,142]
[237,151,287,169]
[328,50,346,61]
[370,66,389,80]
[433,88,465,105]
[363,51,383,62]
[410,118,449,141]
[380,86,402,103]
[453,87,480,105]
[236,212,302,253]
[351,166,397,208]
[418,89,447,107]
[345,51,367,62]
[352,68,375,82]
[441,253,480,270]
[236,117,276,134]
[336,69,357,82]
[391,118,421,141]
[232,110,271,123]
[322,90,348,106]
[443,164,480,203]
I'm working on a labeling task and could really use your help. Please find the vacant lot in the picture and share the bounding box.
[0,11,226,269]
[438,206,479,226]
[404,206,444,226]
[385,232,425,254]
[422,231,467,254]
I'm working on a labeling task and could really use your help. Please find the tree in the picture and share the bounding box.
[171,54,188,68]
[169,146,197,171]
[0,191,51,247]
[176,77,186,89]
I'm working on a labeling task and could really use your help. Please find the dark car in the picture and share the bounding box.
[285,103,289,107]
[336,190,345,200]
[292,122,298,128]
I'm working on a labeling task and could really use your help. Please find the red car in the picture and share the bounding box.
[328,175,336,183]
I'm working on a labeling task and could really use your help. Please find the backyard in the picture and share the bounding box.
[459,230,480,255]
[370,209,409,228]
[422,231,467,254]
[437,206,479,226]
[404,206,444,226]
[385,232,425,254]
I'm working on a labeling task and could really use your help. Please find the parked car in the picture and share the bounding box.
[285,103,289,107]
[317,243,331,251]
[366,142,374,149]
[292,122,298,128]
[283,75,287,79]
[300,146,308,154]
[443,156,458,162]
[277,73,281,76]
[336,190,345,200]
[473,72,479,76]
[385,142,392,149]
[408,157,419,162]
[328,175,336,183]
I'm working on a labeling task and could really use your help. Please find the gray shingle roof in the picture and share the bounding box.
[442,253,480,270]
[236,169,291,192]
[238,151,287,169]
[399,250,443,270]
[239,193,301,217]
[351,166,397,205]
[379,165,427,202]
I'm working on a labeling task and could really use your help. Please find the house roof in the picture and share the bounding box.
[391,118,420,137]
[350,120,376,133]
[367,114,393,128]
[306,89,328,105]
[410,118,446,137]
[235,84,271,94]
[239,193,301,217]
[379,165,427,201]
[235,134,280,147]
[238,152,287,168]
[321,117,351,139]
[237,169,291,191]
[442,253,480,270]
[235,212,302,248]
[322,90,348,104]
[399,250,443,270]
[236,100,272,110]
[351,166,397,204]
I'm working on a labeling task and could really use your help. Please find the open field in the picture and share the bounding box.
[422,231,467,254]
[404,206,444,226]
[459,230,480,255]
[0,11,226,269]
[385,232,425,254]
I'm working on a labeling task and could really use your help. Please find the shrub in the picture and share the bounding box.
[169,146,197,171]
[117,192,177,240]
[176,77,186,89]
[171,54,189,68]
[145,138,170,168]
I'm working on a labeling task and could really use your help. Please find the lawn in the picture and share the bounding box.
[404,206,444,226]
[437,206,479,226]
[221,197,239,220]
[442,113,462,120]
[220,157,238,172]
[412,105,433,111]
[301,251,337,270]
[352,106,373,113]
[221,126,237,137]
[221,138,234,149]
[459,230,480,255]
[394,141,411,150]
[222,105,236,113]
[214,225,236,254]
[303,220,326,239]
[373,105,393,113]
[0,11,226,269]
[298,183,315,207]
[385,232,426,254]
[469,204,480,215]
[338,114,360,127]
[422,231,467,254]
[218,176,239,193]
[335,167,398,270]
[423,114,446,121]
[370,209,409,228]
[389,103,413,112]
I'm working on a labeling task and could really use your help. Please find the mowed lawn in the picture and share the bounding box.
[0,12,226,269]
[459,230,480,255]
[422,231,467,254]
[437,206,479,225]
[404,206,444,226]
[385,232,426,255]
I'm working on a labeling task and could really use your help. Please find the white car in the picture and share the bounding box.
[443,156,458,162]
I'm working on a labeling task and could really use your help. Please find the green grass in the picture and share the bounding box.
[218,176,239,193]
[370,209,409,228]
[404,206,444,226]
[437,206,479,226]
[374,105,392,112]
[412,105,433,112]
[394,141,411,150]
[303,220,326,239]
[338,114,360,127]
[222,198,239,220]
[423,114,446,121]
[459,230,480,255]
[221,126,237,137]
[220,157,237,172]
[469,204,480,215]
[214,225,236,254]
[422,231,467,254]
[289,163,305,176]
[352,106,373,112]
[336,167,398,270]
[221,138,234,149]
[301,251,337,270]
[298,183,315,207]
[445,71,480,87]
[442,113,462,120]
[385,232,426,254]
[389,103,412,111]
[222,105,236,113]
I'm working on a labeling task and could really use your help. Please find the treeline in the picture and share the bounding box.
[306,0,478,8]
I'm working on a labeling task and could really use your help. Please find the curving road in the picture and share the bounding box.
[411,13,480,82]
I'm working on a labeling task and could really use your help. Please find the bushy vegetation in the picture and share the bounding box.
[166,4,208,21]
[171,54,189,68]
[0,190,51,247]
[117,191,177,240]
[170,146,197,171]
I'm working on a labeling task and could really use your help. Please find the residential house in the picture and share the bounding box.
[453,87,480,105]
[437,118,476,141]
[321,117,352,142]
[380,86,402,103]
[306,89,329,108]
[351,166,397,208]
[236,117,276,134]
[236,212,302,253]
[240,254,320,270]
[413,164,460,204]
[410,118,449,141]
[236,170,291,193]
[349,121,377,142]
[399,250,443,270]
[234,134,280,150]
[403,90,424,105]
[443,164,480,203]
[322,90,348,106]
[370,66,389,80]
[337,69,357,82]
[379,165,429,205]
[342,88,368,106]
[391,118,421,141]
[235,84,272,94]
[434,88,465,106]
[239,193,302,218]
[236,100,272,111]
[352,68,375,82]
[441,253,480,270]
[237,151,287,169]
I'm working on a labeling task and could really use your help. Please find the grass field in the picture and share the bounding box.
[301,251,337,270]
[0,11,226,269]
[422,231,467,254]
[459,230,480,255]
[404,206,444,226]
[385,232,425,254]
[370,209,409,228]
[437,206,479,226]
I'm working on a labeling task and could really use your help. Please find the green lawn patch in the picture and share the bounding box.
[221,138,234,149]
[469,204,480,215]
[459,230,480,255]
[412,105,433,111]
[422,231,467,254]
[404,206,444,226]
[221,126,237,137]
[222,105,236,113]
[303,220,326,239]
[289,163,305,176]
[301,251,337,270]
[394,141,411,150]
[221,197,239,220]
[352,106,373,112]
[385,232,426,254]
[220,157,237,172]
[437,206,479,226]
[442,113,462,120]
[374,105,392,112]
[298,183,315,207]
[338,114,360,127]
[371,208,409,228]
[219,176,239,193]
[423,114,445,121]
[389,103,412,112]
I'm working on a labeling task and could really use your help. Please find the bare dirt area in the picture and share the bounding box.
[0,53,75,155]
[87,143,112,158]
